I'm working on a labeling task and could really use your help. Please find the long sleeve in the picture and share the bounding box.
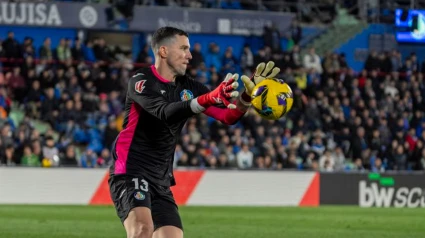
[128,74,196,124]
[203,106,245,125]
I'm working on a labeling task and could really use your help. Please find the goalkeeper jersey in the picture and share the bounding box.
[109,65,209,187]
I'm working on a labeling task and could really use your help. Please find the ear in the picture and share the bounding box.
[159,46,167,58]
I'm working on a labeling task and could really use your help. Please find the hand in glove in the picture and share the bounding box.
[197,73,239,109]
[240,61,281,96]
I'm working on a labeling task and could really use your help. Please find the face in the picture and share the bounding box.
[163,35,192,76]
[24,147,32,155]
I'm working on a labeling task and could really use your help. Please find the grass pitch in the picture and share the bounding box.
[0,205,423,238]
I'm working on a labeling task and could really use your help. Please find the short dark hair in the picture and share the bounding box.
[151,27,189,53]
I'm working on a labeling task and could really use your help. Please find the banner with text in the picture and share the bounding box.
[0,2,294,35]
[320,172,425,208]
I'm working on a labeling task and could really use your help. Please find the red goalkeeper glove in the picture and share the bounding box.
[197,73,239,109]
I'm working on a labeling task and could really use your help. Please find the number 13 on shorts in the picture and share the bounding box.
[132,178,149,192]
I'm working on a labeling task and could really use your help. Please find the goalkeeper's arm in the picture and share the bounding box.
[203,92,251,125]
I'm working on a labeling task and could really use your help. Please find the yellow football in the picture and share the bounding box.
[251,78,293,120]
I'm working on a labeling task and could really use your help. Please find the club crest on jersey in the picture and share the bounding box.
[180,89,193,101]
[135,80,146,93]
[134,191,145,200]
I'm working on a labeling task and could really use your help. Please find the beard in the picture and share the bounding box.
[173,66,186,77]
[167,60,186,77]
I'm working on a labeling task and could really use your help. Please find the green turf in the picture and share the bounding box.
[0,205,424,238]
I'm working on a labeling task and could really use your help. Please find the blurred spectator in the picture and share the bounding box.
[303,47,323,74]
[136,44,149,64]
[2,144,17,166]
[104,117,119,150]
[80,148,98,168]
[372,157,385,172]
[60,144,78,167]
[93,38,112,63]
[217,153,230,167]
[83,40,96,62]
[394,145,407,170]
[41,87,60,126]
[353,158,365,171]
[97,148,111,167]
[240,44,254,74]
[39,37,53,61]
[0,86,11,116]
[176,152,189,167]
[236,144,253,169]
[21,144,40,167]
[2,31,20,60]
[319,150,335,171]
[72,37,85,61]
[42,136,60,167]
[189,43,204,69]
[221,47,238,76]
[7,67,26,101]
[56,38,72,62]
[263,23,281,52]
[290,20,302,45]
[205,43,221,71]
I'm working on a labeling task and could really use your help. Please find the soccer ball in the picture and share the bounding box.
[251,78,293,120]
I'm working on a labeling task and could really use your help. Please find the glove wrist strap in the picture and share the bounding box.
[190,98,206,113]
[240,91,252,106]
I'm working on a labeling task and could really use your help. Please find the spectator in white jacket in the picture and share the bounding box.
[319,149,335,172]
[333,146,346,171]
[236,144,253,169]
[303,47,323,74]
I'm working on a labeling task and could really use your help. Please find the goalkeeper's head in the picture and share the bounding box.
[151,27,192,78]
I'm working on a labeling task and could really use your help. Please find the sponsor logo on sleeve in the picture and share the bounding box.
[135,80,146,94]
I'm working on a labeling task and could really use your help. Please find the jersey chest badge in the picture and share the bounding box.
[180,89,194,101]
[135,80,146,93]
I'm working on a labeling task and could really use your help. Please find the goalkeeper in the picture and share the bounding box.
[108,26,280,238]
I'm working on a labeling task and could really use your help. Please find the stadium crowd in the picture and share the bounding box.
[0,27,424,172]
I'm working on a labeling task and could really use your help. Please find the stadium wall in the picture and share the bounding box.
[0,26,78,58]
[0,168,318,206]
[1,168,423,207]
[336,23,425,72]
[335,24,392,72]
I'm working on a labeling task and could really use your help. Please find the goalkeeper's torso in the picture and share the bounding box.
[109,66,209,187]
